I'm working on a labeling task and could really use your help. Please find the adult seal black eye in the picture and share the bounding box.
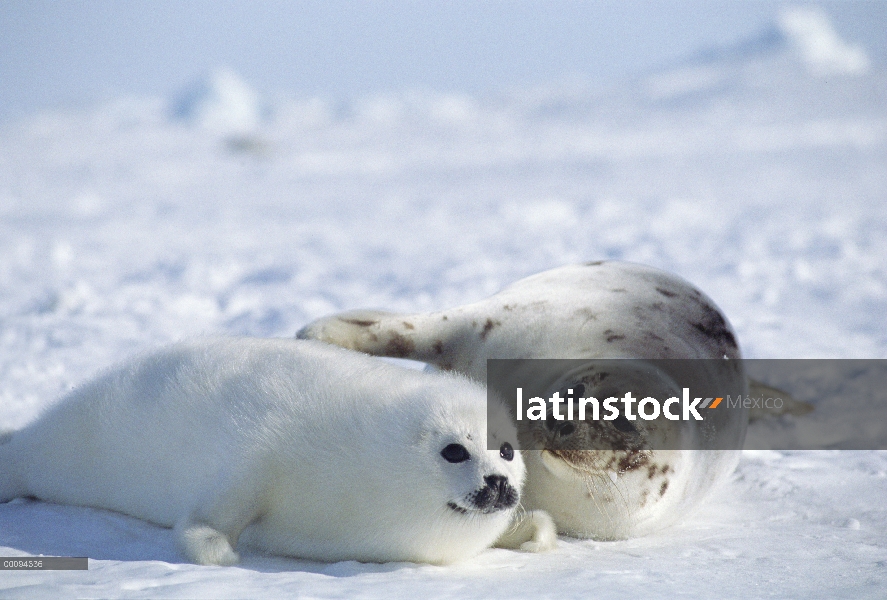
[500,442,514,461]
[612,415,638,434]
[558,383,585,399]
[441,443,471,463]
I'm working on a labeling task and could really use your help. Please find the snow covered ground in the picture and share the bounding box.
[1,8,885,598]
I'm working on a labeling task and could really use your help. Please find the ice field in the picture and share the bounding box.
[1,7,885,598]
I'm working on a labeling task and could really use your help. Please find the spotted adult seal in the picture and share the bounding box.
[297,261,749,539]
[0,338,541,564]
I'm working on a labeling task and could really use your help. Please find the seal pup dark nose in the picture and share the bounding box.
[473,474,518,511]
[484,474,507,496]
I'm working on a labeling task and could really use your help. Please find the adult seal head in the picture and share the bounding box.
[297,261,749,539]
[0,338,534,565]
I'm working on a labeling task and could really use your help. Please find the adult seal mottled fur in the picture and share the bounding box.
[0,338,533,565]
[297,261,749,539]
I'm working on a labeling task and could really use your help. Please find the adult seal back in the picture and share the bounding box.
[0,338,538,564]
[298,261,749,539]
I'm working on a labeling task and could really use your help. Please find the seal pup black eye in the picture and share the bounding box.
[500,442,514,461]
[441,443,471,463]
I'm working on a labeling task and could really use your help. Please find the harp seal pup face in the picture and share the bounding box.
[0,338,524,566]
[297,261,748,540]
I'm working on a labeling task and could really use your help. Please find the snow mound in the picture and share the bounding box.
[777,6,870,75]
[170,67,265,134]
[643,6,873,103]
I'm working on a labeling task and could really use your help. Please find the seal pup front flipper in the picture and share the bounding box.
[494,509,558,552]
[174,468,267,566]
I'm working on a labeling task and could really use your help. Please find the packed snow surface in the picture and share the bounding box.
[1,10,885,598]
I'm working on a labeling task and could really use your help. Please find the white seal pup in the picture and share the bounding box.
[0,338,531,565]
[297,261,748,539]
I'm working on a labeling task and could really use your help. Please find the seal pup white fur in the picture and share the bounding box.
[297,261,748,539]
[0,338,527,565]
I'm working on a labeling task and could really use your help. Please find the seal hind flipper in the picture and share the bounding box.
[747,379,814,421]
